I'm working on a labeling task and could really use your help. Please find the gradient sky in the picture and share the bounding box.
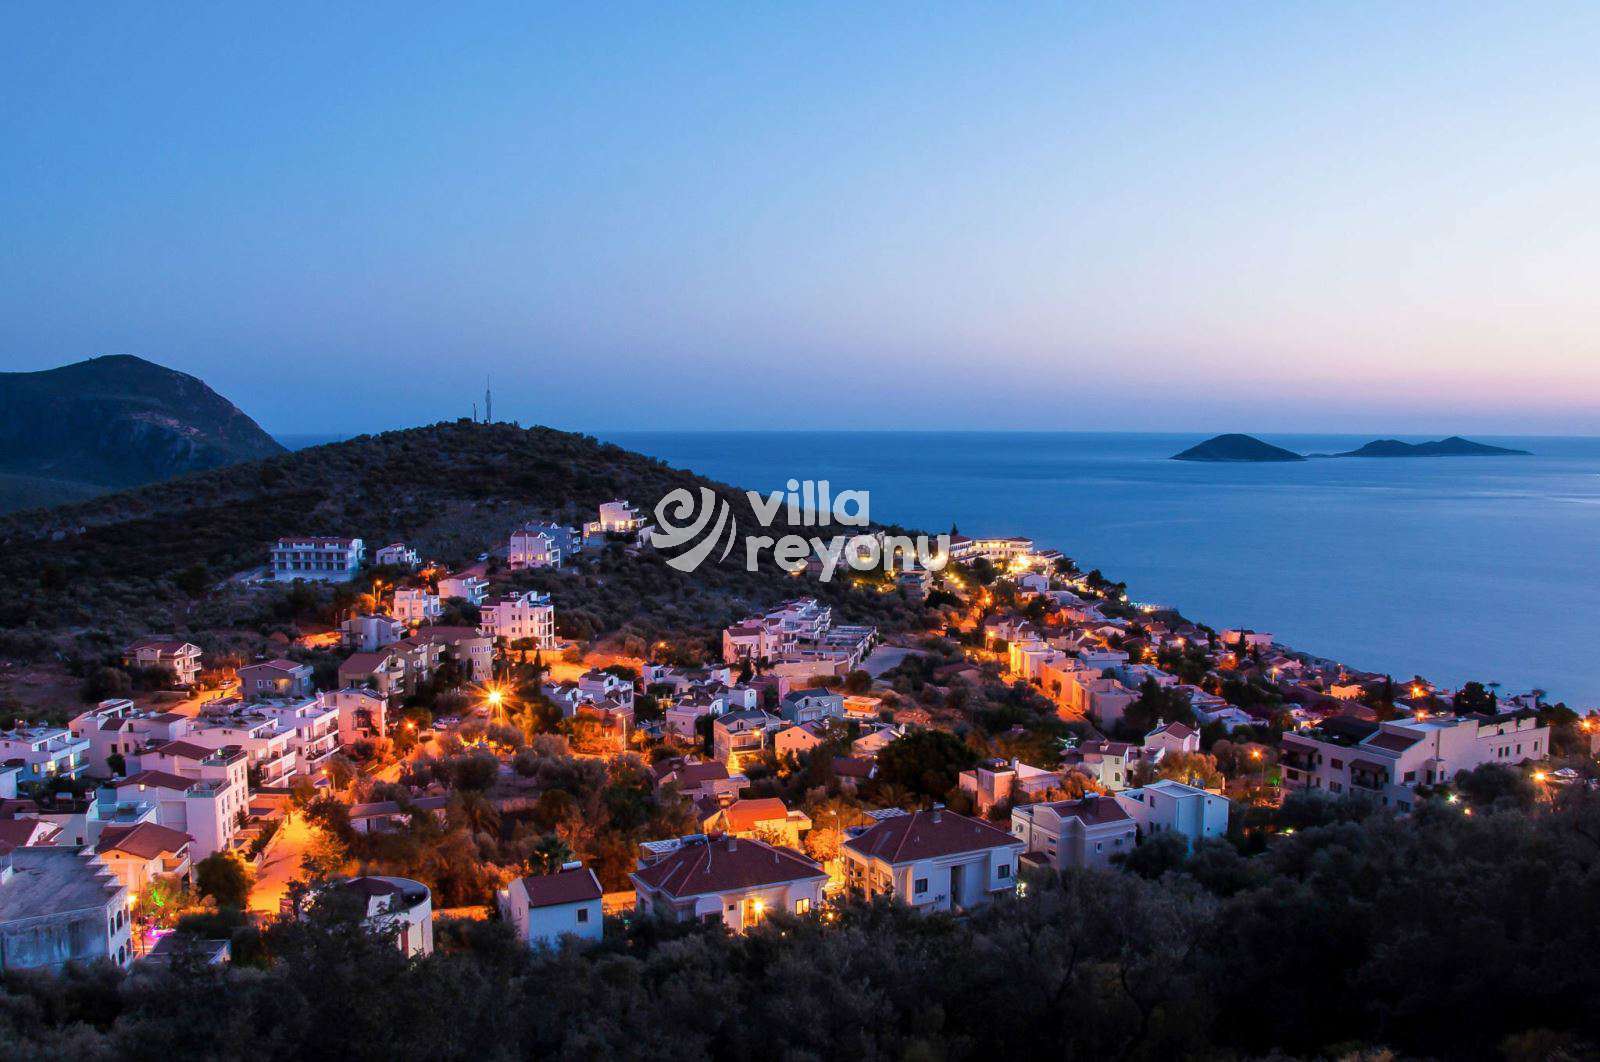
[3,3,1599,435]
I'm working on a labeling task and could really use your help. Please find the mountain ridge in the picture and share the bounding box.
[0,354,284,509]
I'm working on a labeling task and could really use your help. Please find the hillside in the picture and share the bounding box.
[0,354,284,510]
[1171,434,1305,462]
[0,420,930,662]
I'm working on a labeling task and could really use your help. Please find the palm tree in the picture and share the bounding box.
[525,834,574,876]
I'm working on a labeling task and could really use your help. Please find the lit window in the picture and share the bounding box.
[795,897,811,914]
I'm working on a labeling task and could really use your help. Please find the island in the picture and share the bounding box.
[1171,433,1306,462]
[1319,436,1532,458]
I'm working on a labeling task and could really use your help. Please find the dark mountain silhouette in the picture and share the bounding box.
[1322,436,1532,458]
[0,355,284,509]
[1171,434,1306,462]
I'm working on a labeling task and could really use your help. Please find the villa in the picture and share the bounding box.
[842,807,1023,912]
[632,834,826,931]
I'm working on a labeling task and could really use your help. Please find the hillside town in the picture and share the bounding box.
[1,496,1589,987]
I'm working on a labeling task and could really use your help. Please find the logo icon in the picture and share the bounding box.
[651,487,738,572]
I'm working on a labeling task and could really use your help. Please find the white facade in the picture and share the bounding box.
[1115,780,1230,850]
[1010,795,1137,871]
[392,588,442,625]
[374,543,420,569]
[0,848,133,972]
[436,573,488,605]
[0,726,90,784]
[508,526,562,569]
[479,590,557,649]
[497,865,604,949]
[843,809,1023,913]
[271,537,364,582]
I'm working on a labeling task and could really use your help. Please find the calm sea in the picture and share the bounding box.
[605,431,1600,709]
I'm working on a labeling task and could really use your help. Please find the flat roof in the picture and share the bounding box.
[0,848,124,924]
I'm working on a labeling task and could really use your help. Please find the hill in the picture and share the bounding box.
[0,354,284,510]
[0,420,931,663]
[1326,436,1532,458]
[1171,434,1306,462]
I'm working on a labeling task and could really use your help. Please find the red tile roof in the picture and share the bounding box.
[843,809,1019,865]
[1046,794,1131,826]
[716,798,792,833]
[151,740,215,762]
[519,866,603,908]
[632,836,823,898]
[118,770,200,792]
[96,822,192,859]
[0,817,60,853]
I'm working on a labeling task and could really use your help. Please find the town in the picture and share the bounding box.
[3,494,1587,987]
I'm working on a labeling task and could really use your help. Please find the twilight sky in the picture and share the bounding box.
[3,3,1599,435]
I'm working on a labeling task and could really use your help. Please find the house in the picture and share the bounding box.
[712,710,782,770]
[508,522,566,569]
[412,626,494,681]
[778,689,845,725]
[831,756,877,792]
[1279,712,1552,812]
[1220,629,1275,651]
[373,542,420,569]
[392,589,442,625]
[113,744,248,860]
[702,797,812,848]
[0,725,90,783]
[721,599,877,674]
[341,613,407,652]
[0,818,63,853]
[346,795,451,834]
[653,759,747,806]
[339,650,407,698]
[193,696,340,779]
[0,847,133,971]
[322,876,433,957]
[958,758,1064,815]
[773,721,831,760]
[583,500,646,542]
[69,702,189,775]
[436,572,488,606]
[1143,720,1201,759]
[479,590,557,649]
[122,639,203,686]
[497,863,604,949]
[331,687,391,746]
[1115,780,1230,851]
[270,537,364,582]
[1010,794,1136,870]
[842,807,1023,912]
[850,723,903,760]
[237,659,315,701]
[1060,740,1140,791]
[631,834,826,930]
[94,822,193,895]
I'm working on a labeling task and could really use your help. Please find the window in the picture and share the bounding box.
[576,907,589,924]
[997,864,1010,879]
[1403,771,1415,783]
[795,897,811,914]
[914,878,928,894]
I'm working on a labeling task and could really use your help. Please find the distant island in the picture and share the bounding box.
[1171,434,1306,462]
[1313,436,1532,459]
[1173,433,1532,463]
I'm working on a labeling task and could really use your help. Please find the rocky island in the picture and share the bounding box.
[1171,433,1306,462]
[1318,436,1532,458]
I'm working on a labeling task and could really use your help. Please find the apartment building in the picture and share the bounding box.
[270,537,364,582]
[0,725,90,784]
[122,639,203,686]
[479,590,557,649]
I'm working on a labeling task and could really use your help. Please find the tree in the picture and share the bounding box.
[1116,830,1190,879]
[873,729,978,801]
[843,669,872,694]
[524,834,574,876]
[79,666,132,702]
[1454,681,1497,715]
[194,851,252,910]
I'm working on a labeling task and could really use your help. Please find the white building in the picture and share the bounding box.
[237,659,315,701]
[114,744,248,860]
[122,639,203,687]
[584,500,645,541]
[0,848,133,971]
[479,590,557,649]
[436,572,488,605]
[1010,794,1137,871]
[632,835,826,931]
[341,613,407,653]
[842,808,1023,912]
[497,863,604,949]
[508,523,563,569]
[94,822,194,896]
[331,687,390,747]
[1115,780,1230,851]
[1280,712,1552,812]
[373,543,420,569]
[270,537,364,582]
[0,725,90,784]
[325,876,433,957]
[1143,720,1201,759]
[392,588,442,626]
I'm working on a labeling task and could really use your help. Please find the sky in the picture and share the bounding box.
[2,3,1599,436]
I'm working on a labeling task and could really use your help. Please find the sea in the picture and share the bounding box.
[280,430,1600,708]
